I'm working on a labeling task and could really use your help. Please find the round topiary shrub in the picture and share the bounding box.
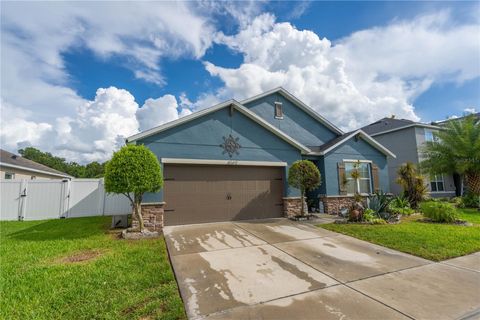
[104,144,163,232]
[287,160,321,216]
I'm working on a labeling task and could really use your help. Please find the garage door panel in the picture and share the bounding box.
[164,164,284,226]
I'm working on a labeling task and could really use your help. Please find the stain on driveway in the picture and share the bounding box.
[164,219,480,320]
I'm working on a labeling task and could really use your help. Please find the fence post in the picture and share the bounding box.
[61,179,71,218]
[18,179,28,221]
[98,179,106,216]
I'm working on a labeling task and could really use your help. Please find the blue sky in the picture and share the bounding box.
[1,1,479,162]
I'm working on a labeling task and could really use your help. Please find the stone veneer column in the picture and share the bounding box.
[282,197,307,218]
[132,202,165,232]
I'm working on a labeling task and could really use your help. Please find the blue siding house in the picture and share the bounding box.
[127,88,395,226]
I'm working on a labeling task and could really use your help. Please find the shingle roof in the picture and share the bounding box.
[360,118,416,135]
[308,131,355,153]
[308,130,396,158]
[0,149,71,177]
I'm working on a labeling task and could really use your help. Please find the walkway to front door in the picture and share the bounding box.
[164,219,480,320]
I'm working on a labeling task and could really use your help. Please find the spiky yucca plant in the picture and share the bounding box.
[421,115,480,196]
[396,162,428,209]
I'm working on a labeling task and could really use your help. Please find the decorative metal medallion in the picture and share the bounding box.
[220,134,241,158]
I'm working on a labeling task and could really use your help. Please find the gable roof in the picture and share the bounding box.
[362,117,440,136]
[308,130,396,158]
[126,100,312,154]
[0,149,72,178]
[240,87,344,135]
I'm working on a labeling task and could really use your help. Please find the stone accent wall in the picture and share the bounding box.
[320,196,364,215]
[283,197,307,218]
[132,202,165,232]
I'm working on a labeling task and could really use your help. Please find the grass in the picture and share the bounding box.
[320,208,480,261]
[0,217,185,320]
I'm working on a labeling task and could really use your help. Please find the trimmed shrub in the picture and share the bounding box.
[463,193,480,208]
[420,202,458,223]
[288,160,321,216]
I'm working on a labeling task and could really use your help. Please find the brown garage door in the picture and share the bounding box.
[163,164,284,225]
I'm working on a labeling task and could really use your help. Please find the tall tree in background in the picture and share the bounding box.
[421,115,480,196]
[18,147,105,178]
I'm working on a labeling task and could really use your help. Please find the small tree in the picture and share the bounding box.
[288,160,321,216]
[104,145,163,232]
[396,162,427,209]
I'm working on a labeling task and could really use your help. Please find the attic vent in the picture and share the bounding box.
[274,102,283,119]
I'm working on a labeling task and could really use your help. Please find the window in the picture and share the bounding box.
[425,129,436,142]
[4,172,15,179]
[344,161,372,194]
[424,129,434,142]
[430,174,445,192]
[274,102,283,119]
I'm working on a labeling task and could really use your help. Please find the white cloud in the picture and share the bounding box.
[334,11,480,84]
[464,107,477,114]
[1,87,192,163]
[137,94,192,131]
[54,87,140,162]
[288,1,311,20]
[204,12,480,131]
[0,100,53,151]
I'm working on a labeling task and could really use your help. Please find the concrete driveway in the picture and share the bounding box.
[164,219,480,320]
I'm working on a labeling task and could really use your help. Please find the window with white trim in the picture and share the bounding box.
[4,172,15,179]
[430,174,445,192]
[344,161,372,194]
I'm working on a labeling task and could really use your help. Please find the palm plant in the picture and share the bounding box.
[396,162,428,209]
[421,115,480,196]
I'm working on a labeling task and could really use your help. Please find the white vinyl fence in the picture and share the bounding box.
[0,179,132,221]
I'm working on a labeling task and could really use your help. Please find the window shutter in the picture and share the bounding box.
[338,162,347,195]
[372,163,380,192]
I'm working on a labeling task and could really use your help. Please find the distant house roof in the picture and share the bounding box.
[0,149,71,178]
[361,117,440,136]
[431,112,480,125]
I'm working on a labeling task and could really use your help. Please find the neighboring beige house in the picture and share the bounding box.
[0,149,71,180]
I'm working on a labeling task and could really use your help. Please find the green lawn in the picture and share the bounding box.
[320,208,480,261]
[0,217,185,320]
